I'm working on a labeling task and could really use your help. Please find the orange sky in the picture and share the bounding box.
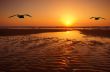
[0,0,110,26]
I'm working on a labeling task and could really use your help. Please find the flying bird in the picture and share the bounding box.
[90,17,105,20]
[8,14,32,18]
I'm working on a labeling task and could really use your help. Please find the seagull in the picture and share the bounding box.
[90,17,105,20]
[8,14,32,18]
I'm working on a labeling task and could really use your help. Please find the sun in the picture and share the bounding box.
[64,19,73,26]
[60,15,76,27]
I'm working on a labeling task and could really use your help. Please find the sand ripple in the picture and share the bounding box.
[0,36,110,72]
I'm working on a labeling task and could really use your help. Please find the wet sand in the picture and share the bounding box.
[0,29,110,72]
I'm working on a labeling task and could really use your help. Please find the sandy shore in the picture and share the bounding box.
[0,29,110,72]
[0,35,110,72]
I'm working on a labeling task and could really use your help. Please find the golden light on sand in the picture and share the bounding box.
[60,15,76,27]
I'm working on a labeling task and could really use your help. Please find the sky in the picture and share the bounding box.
[0,0,110,26]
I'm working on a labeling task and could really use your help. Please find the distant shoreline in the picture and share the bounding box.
[0,26,110,29]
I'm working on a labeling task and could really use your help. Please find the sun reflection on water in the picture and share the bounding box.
[32,30,85,40]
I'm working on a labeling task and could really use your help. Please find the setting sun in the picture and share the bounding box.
[64,19,73,26]
[60,15,76,26]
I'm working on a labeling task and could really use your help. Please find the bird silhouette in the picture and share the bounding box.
[90,17,105,20]
[8,14,32,18]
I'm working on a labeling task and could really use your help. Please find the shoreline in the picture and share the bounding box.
[0,29,110,37]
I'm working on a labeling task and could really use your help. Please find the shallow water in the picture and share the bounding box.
[32,30,85,40]
[0,30,110,72]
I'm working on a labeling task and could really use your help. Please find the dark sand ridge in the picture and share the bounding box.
[0,29,72,36]
[78,29,110,38]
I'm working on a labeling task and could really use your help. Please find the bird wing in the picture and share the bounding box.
[90,17,95,19]
[98,17,105,20]
[101,18,105,19]
[8,15,17,18]
[24,14,32,17]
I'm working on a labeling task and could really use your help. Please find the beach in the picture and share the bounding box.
[0,28,110,72]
